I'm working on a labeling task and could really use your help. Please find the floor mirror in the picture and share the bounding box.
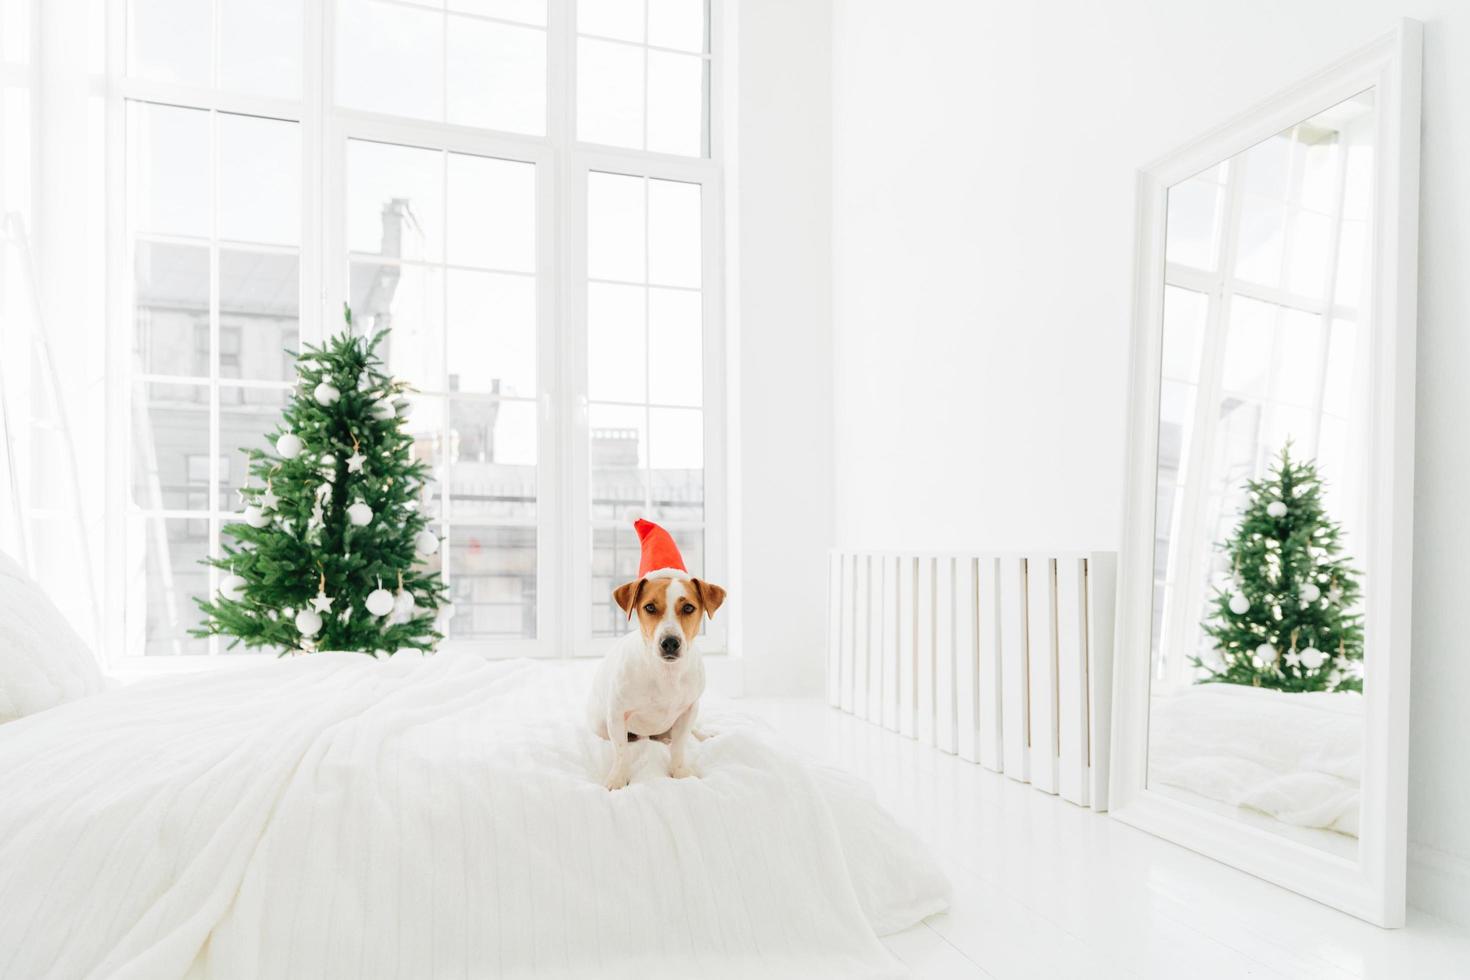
[1110,20,1421,927]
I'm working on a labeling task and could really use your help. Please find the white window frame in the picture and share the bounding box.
[102,0,726,670]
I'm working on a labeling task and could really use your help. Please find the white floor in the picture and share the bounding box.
[739,698,1470,980]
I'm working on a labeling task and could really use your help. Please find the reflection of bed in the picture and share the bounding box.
[0,653,948,979]
[1148,684,1362,844]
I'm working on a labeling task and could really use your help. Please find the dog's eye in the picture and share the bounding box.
[682,604,696,615]
[643,602,658,614]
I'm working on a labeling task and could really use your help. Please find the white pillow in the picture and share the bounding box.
[0,549,105,723]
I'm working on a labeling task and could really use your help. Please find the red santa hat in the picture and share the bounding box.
[634,518,688,579]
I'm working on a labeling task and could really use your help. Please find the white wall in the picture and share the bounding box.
[726,0,834,697]
[830,0,1470,922]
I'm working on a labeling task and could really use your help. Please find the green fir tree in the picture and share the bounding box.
[1197,445,1363,693]
[195,307,448,655]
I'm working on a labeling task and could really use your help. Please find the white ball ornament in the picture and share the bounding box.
[347,501,374,526]
[393,589,417,616]
[276,432,304,459]
[220,574,248,602]
[1228,592,1250,615]
[1300,582,1321,603]
[1255,642,1277,663]
[294,608,323,637]
[313,382,341,406]
[244,505,270,528]
[1300,646,1326,670]
[413,528,440,556]
[1266,500,1288,518]
[370,399,396,421]
[366,587,395,617]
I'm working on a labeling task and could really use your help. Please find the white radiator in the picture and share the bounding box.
[826,551,1117,810]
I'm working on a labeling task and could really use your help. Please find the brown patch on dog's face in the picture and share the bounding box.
[611,577,730,656]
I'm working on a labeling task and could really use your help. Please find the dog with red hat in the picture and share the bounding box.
[585,519,727,790]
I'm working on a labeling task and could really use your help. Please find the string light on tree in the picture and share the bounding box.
[194,305,448,655]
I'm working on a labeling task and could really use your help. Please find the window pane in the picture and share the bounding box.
[647,0,705,52]
[1221,297,1274,398]
[129,102,210,239]
[135,241,209,377]
[1164,175,1222,272]
[404,394,448,520]
[218,114,300,246]
[350,261,446,391]
[448,525,536,638]
[347,140,444,262]
[219,384,289,504]
[590,403,646,520]
[646,50,703,157]
[649,406,701,521]
[1286,207,1331,299]
[587,172,645,282]
[337,0,443,121]
[591,525,641,636]
[577,38,643,149]
[1234,192,1286,287]
[447,17,546,136]
[647,177,700,287]
[219,250,299,383]
[128,0,211,86]
[133,381,209,510]
[132,516,211,656]
[219,0,302,99]
[648,288,700,406]
[448,397,537,521]
[578,0,644,42]
[446,153,536,272]
[1159,286,1206,384]
[1272,309,1324,409]
[446,269,536,397]
[449,0,547,25]
[587,282,646,403]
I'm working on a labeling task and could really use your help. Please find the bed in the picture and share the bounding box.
[0,650,948,979]
[1147,683,1362,847]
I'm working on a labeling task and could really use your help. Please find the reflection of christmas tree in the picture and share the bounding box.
[194,307,448,655]
[1198,445,1363,693]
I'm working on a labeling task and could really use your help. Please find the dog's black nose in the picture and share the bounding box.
[659,635,682,658]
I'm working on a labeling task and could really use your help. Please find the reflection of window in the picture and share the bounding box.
[118,0,722,661]
[1153,93,1374,688]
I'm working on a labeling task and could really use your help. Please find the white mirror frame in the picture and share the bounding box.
[1110,19,1422,928]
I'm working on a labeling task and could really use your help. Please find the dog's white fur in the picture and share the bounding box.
[586,577,710,790]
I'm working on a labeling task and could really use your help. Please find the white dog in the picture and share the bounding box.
[586,574,726,790]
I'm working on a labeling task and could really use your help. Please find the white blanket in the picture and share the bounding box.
[1148,684,1362,836]
[0,652,947,979]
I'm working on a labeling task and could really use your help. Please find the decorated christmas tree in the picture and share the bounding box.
[1197,445,1363,693]
[194,307,448,655]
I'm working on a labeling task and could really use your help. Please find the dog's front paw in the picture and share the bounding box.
[604,770,630,791]
[668,764,696,779]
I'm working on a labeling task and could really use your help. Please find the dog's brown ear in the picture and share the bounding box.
[691,579,726,619]
[613,579,647,619]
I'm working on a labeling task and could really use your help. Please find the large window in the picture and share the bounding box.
[116,0,722,662]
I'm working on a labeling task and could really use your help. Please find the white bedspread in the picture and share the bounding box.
[0,652,947,980]
[1148,684,1362,836]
